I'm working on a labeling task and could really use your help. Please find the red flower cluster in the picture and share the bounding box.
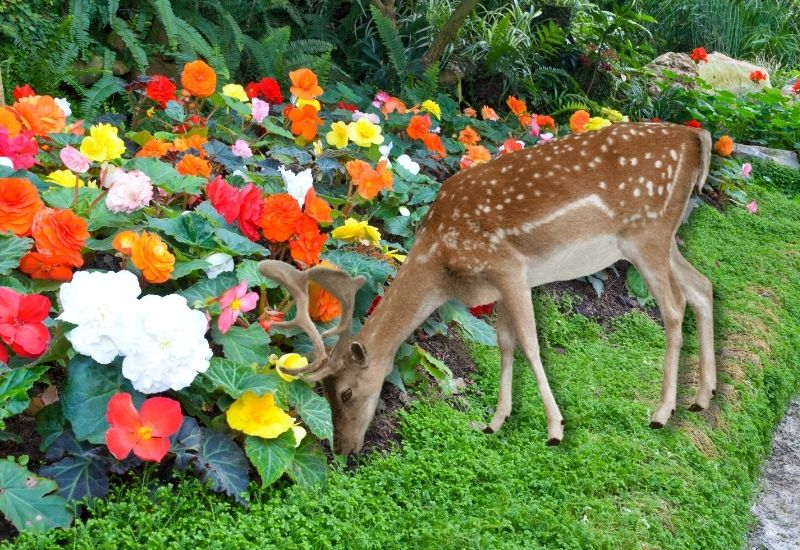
[794,80,800,94]
[749,70,767,83]
[172,114,207,134]
[245,77,283,104]
[12,84,35,101]
[146,75,178,108]
[690,47,708,63]
[469,303,494,318]
[0,287,51,363]
[684,119,702,128]
[0,128,38,170]
[336,101,358,112]
[206,176,263,241]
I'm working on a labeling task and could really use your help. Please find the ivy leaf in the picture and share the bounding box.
[39,456,109,503]
[203,140,245,173]
[192,428,250,504]
[244,433,295,487]
[203,358,284,399]
[0,459,72,533]
[171,417,203,470]
[0,233,33,276]
[287,437,327,487]
[0,365,48,430]
[212,325,271,366]
[286,382,333,442]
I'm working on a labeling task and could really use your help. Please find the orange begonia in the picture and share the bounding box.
[287,105,323,141]
[31,207,89,267]
[463,107,477,118]
[289,216,326,267]
[458,126,481,146]
[569,110,591,133]
[181,60,217,98]
[308,261,341,323]
[345,159,393,200]
[18,252,74,281]
[130,231,175,283]
[261,194,303,242]
[13,95,66,136]
[506,96,527,117]
[466,145,491,164]
[304,188,332,224]
[381,96,407,116]
[481,106,499,121]
[536,114,556,130]
[176,154,212,177]
[714,135,734,156]
[0,178,43,236]
[406,115,431,140]
[174,134,209,157]
[421,133,446,158]
[136,139,174,158]
[289,68,323,99]
[113,230,139,256]
[0,107,21,136]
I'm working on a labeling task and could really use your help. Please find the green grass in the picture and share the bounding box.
[7,184,800,549]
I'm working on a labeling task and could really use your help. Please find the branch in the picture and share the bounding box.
[0,66,5,107]
[421,0,480,69]
[370,0,397,29]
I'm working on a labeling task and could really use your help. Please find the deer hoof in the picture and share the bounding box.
[688,403,705,412]
[649,420,664,429]
[469,421,492,434]
[546,437,562,446]
[712,388,717,396]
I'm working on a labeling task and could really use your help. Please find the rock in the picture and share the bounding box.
[645,52,699,96]
[733,144,800,170]
[697,52,771,95]
[781,78,799,100]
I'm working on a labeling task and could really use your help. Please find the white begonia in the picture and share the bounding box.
[54,98,72,118]
[398,206,411,217]
[396,154,420,175]
[203,252,234,279]
[58,271,142,364]
[278,166,314,208]
[378,142,393,166]
[112,294,211,394]
[0,157,13,169]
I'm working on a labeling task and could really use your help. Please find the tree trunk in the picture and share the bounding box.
[0,67,5,107]
[370,0,397,29]
[421,0,480,69]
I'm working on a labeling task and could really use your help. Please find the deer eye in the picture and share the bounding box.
[341,388,353,403]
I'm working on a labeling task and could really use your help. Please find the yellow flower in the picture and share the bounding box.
[421,99,441,120]
[146,107,155,118]
[383,246,406,263]
[347,118,384,148]
[80,123,126,162]
[222,84,250,102]
[600,107,628,123]
[269,353,309,383]
[331,218,381,246]
[296,98,321,111]
[312,140,324,157]
[325,121,349,149]
[291,425,307,447]
[584,117,612,132]
[46,169,84,188]
[226,391,295,439]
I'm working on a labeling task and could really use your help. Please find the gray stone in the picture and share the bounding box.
[733,144,800,170]
[697,52,771,95]
[645,52,699,96]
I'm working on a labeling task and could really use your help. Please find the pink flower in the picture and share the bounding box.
[539,132,554,142]
[60,146,90,173]
[231,139,252,159]
[0,129,38,170]
[352,111,380,124]
[746,201,758,214]
[372,90,390,107]
[742,162,752,178]
[251,98,270,124]
[104,168,154,213]
[529,116,541,137]
[217,280,259,334]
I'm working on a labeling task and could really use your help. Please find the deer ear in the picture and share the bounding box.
[350,341,368,367]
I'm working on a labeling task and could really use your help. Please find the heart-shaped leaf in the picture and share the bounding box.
[0,459,72,533]
[286,382,333,442]
[244,433,295,487]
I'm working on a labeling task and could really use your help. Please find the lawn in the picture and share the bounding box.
[6,177,799,549]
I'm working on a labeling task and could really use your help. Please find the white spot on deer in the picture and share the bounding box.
[667,165,674,178]
[646,181,654,196]
[526,154,533,160]
[647,211,659,219]
[622,134,631,141]
[606,137,615,145]
[504,197,512,204]
[619,200,626,207]
[501,166,509,173]
[670,149,678,160]
[645,152,652,160]
[534,190,541,197]
[545,156,552,162]
[496,204,504,210]
[658,185,664,195]
[655,160,663,168]
[629,213,642,222]
[573,165,582,171]
[598,181,607,189]
[633,188,641,197]
[618,182,626,190]
[619,157,627,166]
[594,156,602,164]
[490,179,497,185]
[630,157,638,166]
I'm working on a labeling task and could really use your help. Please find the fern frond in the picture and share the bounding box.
[173,16,230,80]
[369,5,408,80]
[287,39,334,55]
[111,17,149,70]
[80,75,125,119]
[149,0,178,49]
[69,0,93,50]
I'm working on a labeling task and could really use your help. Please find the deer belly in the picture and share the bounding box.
[526,235,622,287]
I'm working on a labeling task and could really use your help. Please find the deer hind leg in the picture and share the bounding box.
[481,301,516,434]
[670,244,716,411]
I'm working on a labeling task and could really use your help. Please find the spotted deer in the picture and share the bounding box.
[259,122,715,454]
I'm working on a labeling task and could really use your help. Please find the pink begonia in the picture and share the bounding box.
[217,280,258,334]
[60,145,90,173]
[529,116,541,137]
[352,111,380,124]
[746,201,758,214]
[231,139,252,159]
[105,169,154,213]
[372,91,390,108]
[251,98,270,124]
[742,162,752,178]
[539,132,554,142]
[0,129,37,170]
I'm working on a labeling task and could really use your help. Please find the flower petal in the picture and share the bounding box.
[17,294,51,323]
[140,397,183,437]
[106,392,142,432]
[217,308,237,334]
[238,292,259,312]
[0,288,21,320]
[10,322,50,357]
[105,426,139,460]
[133,436,171,462]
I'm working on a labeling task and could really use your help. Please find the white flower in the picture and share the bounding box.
[396,154,420,175]
[203,252,234,279]
[54,98,72,118]
[112,294,212,394]
[352,110,380,124]
[278,166,313,208]
[379,142,393,166]
[58,271,141,364]
[0,157,13,169]
[399,206,411,217]
[105,169,154,213]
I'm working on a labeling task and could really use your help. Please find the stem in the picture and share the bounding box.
[85,189,108,215]
[72,182,80,209]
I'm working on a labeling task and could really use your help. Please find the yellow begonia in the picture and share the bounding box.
[600,107,628,123]
[347,118,384,148]
[222,84,250,102]
[226,391,295,439]
[584,117,612,132]
[325,121,349,149]
[296,98,321,111]
[269,353,308,383]
[383,247,406,263]
[331,218,381,246]
[47,169,84,188]
[421,99,441,120]
[80,123,126,162]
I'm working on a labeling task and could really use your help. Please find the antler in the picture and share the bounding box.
[257,259,366,381]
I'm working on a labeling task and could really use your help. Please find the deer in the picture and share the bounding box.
[258,122,716,455]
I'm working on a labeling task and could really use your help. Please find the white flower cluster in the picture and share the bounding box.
[59,271,211,394]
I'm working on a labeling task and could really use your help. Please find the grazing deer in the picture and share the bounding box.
[259,122,716,454]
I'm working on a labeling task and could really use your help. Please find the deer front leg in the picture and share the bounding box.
[482,301,515,433]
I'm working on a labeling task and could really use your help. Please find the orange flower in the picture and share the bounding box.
[130,231,175,283]
[481,106,499,121]
[113,230,139,256]
[287,105,323,141]
[0,178,43,236]
[18,252,74,281]
[463,107,477,118]
[714,135,734,156]
[136,138,174,158]
[304,188,332,224]
[345,159,393,200]
[406,115,432,140]
[261,194,303,242]
[518,114,532,128]
[0,107,21,136]
[174,134,209,157]
[12,95,66,136]
[466,145,491,164]
[181,60,217,98]
[569,110,591,133]
[381,96,407,116]
[289,68,323,99]
[289,216,326,267]
[421,133,446,158]
[31,207,89,267]
[176,154,212,177]
[536,114,556,130]
[308,261,341,322]
[458,126,481,146]
[506,96,527,117]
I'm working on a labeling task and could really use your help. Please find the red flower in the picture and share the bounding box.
[106,393,183,462]
[0,287,51,358]
[206,176,240,224]
[172,114,207,133]
[245,77,283,104]
[336,101,358,112]
[367,295,382,316]
[0,129,39,170]
[469,303,495,317]
[690,47,708,63]
[146,75,177,108]
[0,343,7,364]
[237,183,263,242]
[258,310,285,332]
[793,80,800,94]
[749,70,767,83]
[289,215,326,267]
[684,119,702,128]
[18,252,74,281]
[12,84,35,101]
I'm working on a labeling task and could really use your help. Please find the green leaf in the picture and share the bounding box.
[260,118,294,140]
[286,382,333,442]
[147,214,217,249]
[179,272,238,306]
[203,358,284,399]
[171,259,210,280]
[437,301,497,346]
[212,325,271,366]
[192,429,249,504]
[0,233,34,276]
[126,157,205,194]
[39,456,109,503]
[0,459,72,533]
[61,356,143,444]
[164,100,185,122]
[36,403,65,452]
[214,227,270,257]
[244,433,295,487]
[322,250,395,294]
[0,365,48,430]
[287,437,327,487]
[236,259,277,288]
[87,202,132,231]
